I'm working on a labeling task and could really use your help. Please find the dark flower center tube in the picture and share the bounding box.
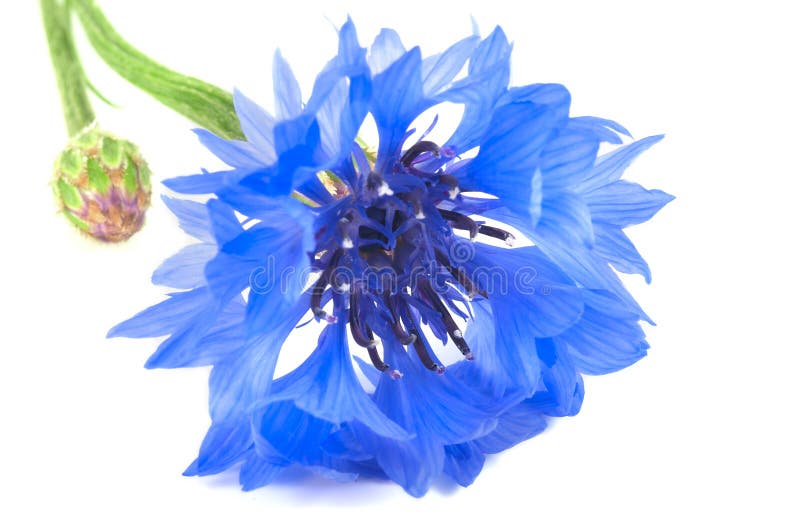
[308,140,516,376]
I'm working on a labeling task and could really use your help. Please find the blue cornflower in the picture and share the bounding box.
[109,20,672,496]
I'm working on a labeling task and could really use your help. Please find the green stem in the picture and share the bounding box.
[70,0,244,140]
[41,0,95,137]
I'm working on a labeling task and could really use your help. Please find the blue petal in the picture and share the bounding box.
[529,337,582,417]
[421,35,479,96]
[571,116,630,144]
[441,27,511,152]
[540,121,601,190]
[562,289,648,375]
[239,453,288,491]
[209,296,311,422]
[586,180,675,227]
[468,26,511,77]
[349,337,499,497]
[189,296,247,367]
[253,400,336,462]
[261,319,408,440]
[273,50,303,120]
[372,47,425,168]
[502,83,572,120]
[151,243,216,289]
[161,196,212,242]
[107,288,210,339]
[368,29,405,75]
[551,243,650,322]
[335,18,365,69]
[204,201,314,320]
[143,306,219,369]
[463,243,584,395]
[187,420,251,476]
[469,243,584,337]
[351,410,444,498]
[576,135,664,194]
[594,223,652,282]
[464,101,564,230]
[241,211,315,336]
[194,128,267,168]
[353,356,382,388]
[474,401,548,454]
[233,88,277,161]
[162,169,230,194]
[443,442,485,487]
[205,198,242,245]
[534,192,595,246]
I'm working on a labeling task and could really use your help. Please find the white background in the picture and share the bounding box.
[1,0,798,530]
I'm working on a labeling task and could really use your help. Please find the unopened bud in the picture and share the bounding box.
[52,127,151,242]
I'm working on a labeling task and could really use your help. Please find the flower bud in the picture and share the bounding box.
[52,127,151,242]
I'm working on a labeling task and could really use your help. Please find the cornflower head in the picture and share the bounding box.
[111,20,672,496]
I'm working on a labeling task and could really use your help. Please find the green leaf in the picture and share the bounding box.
[87,157,110,194]
[59,149,83,178]
[123,156,138,195]
[56,178,84,210]
[64,210,90,231]
[100,136,123,168]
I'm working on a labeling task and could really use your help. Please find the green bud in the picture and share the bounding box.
[52,126,152,242]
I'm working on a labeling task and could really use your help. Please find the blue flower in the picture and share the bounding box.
[110,20,673,497]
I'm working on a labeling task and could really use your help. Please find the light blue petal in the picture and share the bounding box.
[241,208,315,336]
[188,420,251,476]
[587,180,675,227]
[562,290,648,375]
[421,35,479,96]
[468,26,511,76]
[540,122,601,190]
[239,453,288,491]
[190,296,246,367]
[233,88,277,161]
[372,47,425,168]
[151,243,216,289]
[441,27,511,152]
[204,201,314,316]
[594,223,652,282]
[533,238,653,323]
[336,18,365,68]
[535,192,595,246]
[464,101,564,230]
[368,28,405,75]
[469,242,585,337]
[503,83,571,118]
[205,199,242,245]
[273,50,303,120]
[107,288,210,339]
[194,128,267,168]
[474,401,548,454]
[571,116,630,144]
[576,135,664,194]
[162,169,230,194]
[209,295,311,422]
[463,243,584,395]
[161,196,212,242]
[143,306,219,369]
